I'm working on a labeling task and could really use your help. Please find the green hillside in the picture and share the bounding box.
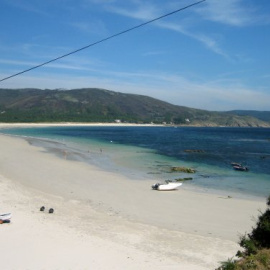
[228,110,270,122]
[0,88,269,127]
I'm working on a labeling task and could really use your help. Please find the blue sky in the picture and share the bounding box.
[0,0,269,111]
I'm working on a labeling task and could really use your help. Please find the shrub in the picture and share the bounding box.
[217,195,270,270]
[218,258,237,270]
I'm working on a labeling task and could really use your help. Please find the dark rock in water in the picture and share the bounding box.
[40,206,45,211]
[171,167,196,173]
[184,149,205,153]
[175,177,193,182]
[48,208,54,214]
[199,175,210,178]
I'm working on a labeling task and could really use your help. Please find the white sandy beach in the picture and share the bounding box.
[0,125,267,270]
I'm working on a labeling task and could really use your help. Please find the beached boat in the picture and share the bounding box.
[152,182,182,191]
[0,213,12,221]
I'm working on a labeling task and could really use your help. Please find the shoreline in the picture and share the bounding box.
[0,122,164,128]
[1,122,270,128]
[0,133,267,269]
[26,133,268,202]
[1,124,268,201]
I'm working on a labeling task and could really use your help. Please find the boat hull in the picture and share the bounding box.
[0,213,12,221]
[233,165,248,171]
[157,183,182,191]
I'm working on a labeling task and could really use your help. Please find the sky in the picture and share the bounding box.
[0,0,270,111]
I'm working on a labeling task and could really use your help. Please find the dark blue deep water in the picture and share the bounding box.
[2,126,270,198]
[68,126,269,174]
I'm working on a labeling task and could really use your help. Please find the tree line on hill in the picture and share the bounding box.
[0,88,269,127]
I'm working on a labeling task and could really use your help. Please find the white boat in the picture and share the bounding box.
[152,182,182,191]
[233,165,249,171]
[0,213,12,221]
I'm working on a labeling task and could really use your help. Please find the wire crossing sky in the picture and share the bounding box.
[0,0,205,83]
[0,0,270,111]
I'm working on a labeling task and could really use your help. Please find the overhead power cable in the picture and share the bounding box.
[0,0,206,83]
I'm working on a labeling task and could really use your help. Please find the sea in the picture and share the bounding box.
[1,126,270,199]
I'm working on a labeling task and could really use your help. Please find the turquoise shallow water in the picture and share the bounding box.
[1,126,270,199]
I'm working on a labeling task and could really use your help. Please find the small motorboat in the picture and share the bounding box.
[233,165,249,171]
[231,162,249,171]
[231,162,242,167]
[152,182,182,191]
[0,213,12,221]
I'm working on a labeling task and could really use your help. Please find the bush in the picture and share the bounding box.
[218,258,237,270]
[217,196,270,270]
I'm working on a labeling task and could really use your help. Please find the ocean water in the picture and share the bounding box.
[1,126,270,199]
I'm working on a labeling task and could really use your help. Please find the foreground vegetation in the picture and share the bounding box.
[217,196,270,270]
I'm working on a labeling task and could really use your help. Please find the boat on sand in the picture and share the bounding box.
[152,182,182,191]
[0,213,12,221]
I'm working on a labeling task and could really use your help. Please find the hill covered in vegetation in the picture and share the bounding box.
[0,88,269,127]
[228,110,270,123]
